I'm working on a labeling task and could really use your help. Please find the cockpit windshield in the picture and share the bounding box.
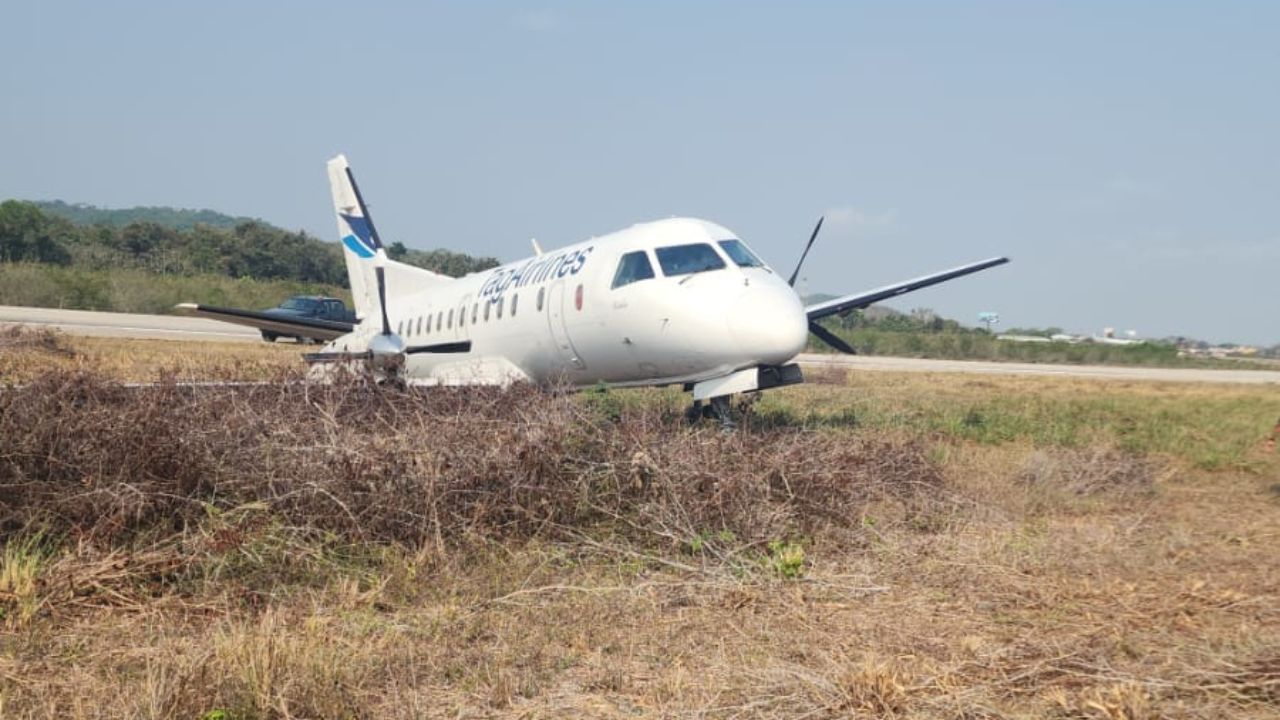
[612,250,656,289]
[654,243,726,277]
[717,239,765,268]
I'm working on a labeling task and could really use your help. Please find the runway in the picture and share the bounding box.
[795,353,1280,385]
[0,304,260,342]
[3,305,1277,385]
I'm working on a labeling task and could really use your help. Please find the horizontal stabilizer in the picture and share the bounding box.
[175,303,354,342]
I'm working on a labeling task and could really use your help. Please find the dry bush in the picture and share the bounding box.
[0,367,944,554]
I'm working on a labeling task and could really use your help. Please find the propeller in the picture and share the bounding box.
[787,216,823,287]
[808,320,857,354]
[304,165,467,380]
[787,215,857,354]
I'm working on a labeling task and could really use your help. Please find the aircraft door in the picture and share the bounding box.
[546,281,585,370]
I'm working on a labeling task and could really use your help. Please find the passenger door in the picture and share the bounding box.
[546,281,585,371]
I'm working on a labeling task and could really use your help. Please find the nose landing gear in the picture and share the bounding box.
[684,395,739,430]
[684,364,802,431]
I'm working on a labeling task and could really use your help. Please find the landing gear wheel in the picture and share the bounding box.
[685,400,704,425]
[685,397,738,430]
[709,395,736,431]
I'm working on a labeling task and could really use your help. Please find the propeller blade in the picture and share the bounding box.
[302,350,373,364]
[787,216,824,287]
[374,250,392,336]
[808,320,857,354]
[405,340,472,355]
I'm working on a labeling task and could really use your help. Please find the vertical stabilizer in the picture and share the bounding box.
[327,154,455,327]
[327,154,379,323]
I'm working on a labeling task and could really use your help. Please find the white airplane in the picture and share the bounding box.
[184,155,1008,423]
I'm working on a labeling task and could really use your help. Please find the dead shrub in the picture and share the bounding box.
[0,367,945,553]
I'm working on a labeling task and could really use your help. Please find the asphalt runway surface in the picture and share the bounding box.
[795,353,1280,385]
[1,304,260,342]
[3,305,1278,385]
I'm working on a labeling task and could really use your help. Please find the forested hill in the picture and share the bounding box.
[35,200,262,231]
[1,200,499,283]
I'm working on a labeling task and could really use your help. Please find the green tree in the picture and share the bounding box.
[0,200,72,264]
[1,199,498,286]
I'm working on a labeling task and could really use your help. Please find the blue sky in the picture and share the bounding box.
[3,1,1277,344]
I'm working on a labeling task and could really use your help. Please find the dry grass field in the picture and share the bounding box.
[1,327,1278,718]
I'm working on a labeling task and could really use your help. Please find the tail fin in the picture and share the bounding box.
[328,154,380,322]
[327,154,450,324]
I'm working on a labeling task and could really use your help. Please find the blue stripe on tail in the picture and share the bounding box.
[342,234,375,258]
[339,213,378,258]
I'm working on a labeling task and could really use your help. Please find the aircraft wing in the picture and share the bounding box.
[175,303,355,341]
[805,257,1009,321]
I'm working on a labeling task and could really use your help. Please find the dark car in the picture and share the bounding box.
[260,296,356,342]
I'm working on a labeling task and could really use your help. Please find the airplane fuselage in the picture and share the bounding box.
[324,217,809,388]
[180,155,1006,399]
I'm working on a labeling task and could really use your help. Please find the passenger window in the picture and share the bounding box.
[718,239,765,268]
[612,250,656,289]
[537,287,545,311]
[472,304,478,324]
[436,311,443,330]
[447,309,453,329]
[484,302,490,321]
[416,316,423,335]
[426,314,431,334]
[397,320,403,335]
[497,296,504,319]
[511,293,518,317]
[654,243,725,277]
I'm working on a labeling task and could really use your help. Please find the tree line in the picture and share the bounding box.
[832,307,988,335]
[0,200,499,284]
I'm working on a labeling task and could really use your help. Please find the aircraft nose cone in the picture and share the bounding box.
[727,284,808,365]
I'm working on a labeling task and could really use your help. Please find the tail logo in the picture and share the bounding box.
[340,213,376,259]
